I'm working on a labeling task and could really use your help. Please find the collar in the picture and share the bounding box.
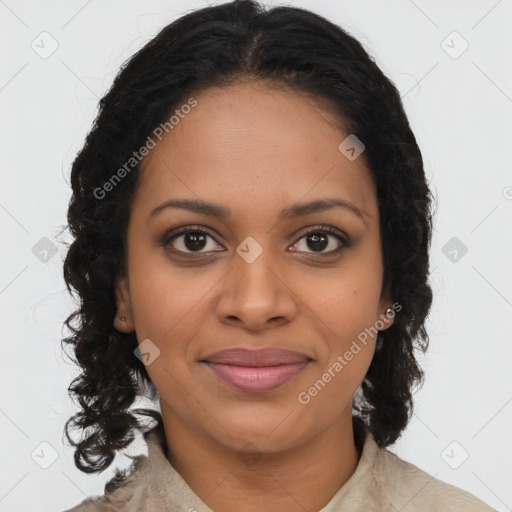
[135,419,381,512]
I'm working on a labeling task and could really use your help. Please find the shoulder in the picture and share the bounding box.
[372,443,496,511]
[62,423,173,512]
[62,454,151,512]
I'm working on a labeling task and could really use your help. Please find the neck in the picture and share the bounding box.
[160,404,363,512]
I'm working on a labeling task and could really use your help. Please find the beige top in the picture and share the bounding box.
[65,424,496,511]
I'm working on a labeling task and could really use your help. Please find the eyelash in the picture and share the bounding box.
[160,224,351,259]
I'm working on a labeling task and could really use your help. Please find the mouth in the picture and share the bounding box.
[200,360,312,393]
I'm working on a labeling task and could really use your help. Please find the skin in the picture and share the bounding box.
[113,80,394,512]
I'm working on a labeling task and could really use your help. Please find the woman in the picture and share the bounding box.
[61,1,495,510]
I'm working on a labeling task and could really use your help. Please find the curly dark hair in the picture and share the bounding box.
[61,0,435,476]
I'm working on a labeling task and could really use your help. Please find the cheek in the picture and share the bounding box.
[298,256,382,371]
[127,247,209,341]
[297,261,383,336]
[297,344,373,419]
[298,286,379,410]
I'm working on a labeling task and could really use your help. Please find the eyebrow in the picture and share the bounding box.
[149,197,369,227]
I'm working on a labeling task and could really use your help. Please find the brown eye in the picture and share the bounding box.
[291,226,349,255]
[181,231,208,251]
[304,232,329,252]
[161,224,350,259]
[162,227,224,256]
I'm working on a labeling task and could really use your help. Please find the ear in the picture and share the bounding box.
[113,276,135,333]
[377,287,397,332]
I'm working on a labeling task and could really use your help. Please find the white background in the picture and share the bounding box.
[1,1,511,510]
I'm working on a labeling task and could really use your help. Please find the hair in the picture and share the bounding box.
[62,0,435,477]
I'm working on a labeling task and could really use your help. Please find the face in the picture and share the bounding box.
[114,81,394,456]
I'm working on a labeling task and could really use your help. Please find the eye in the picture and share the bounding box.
[162,226,223,257]
[161,224,350,258]
[290,225,350,255]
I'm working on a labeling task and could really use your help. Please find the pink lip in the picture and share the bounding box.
[203,347,311,366]
[201,347,312,393]
[203,361,311,392]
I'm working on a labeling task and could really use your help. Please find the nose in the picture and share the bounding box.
[215,249,298,331]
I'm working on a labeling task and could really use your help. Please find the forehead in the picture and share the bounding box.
[135,81,378,224]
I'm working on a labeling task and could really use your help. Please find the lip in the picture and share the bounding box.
[203,361,311,392]
[202,347,312,366]
[200,347,312,393]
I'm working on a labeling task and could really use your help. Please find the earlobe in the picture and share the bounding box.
[113,276,135,333]
[377,283,397,331]
[378,306,395,331]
